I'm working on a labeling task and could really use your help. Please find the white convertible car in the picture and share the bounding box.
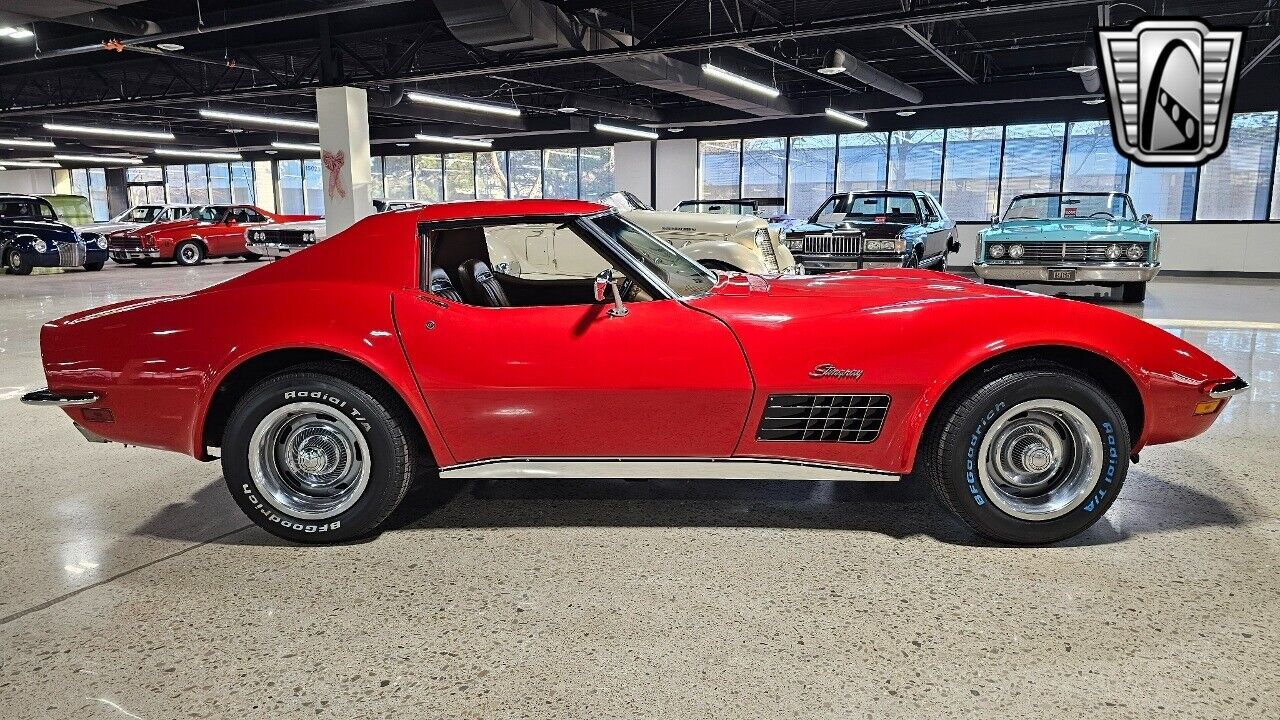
[596,191,797,275]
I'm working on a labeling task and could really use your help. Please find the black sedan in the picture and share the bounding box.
[782,190,959,273]
[1,194,107,275]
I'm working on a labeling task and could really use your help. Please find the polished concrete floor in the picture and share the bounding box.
[1,262,1277,719]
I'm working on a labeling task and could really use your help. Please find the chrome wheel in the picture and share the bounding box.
[248,402,370,519]
[977,399,1102,521]
[178,243,201,264]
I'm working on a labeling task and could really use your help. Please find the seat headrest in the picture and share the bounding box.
[429,266,463,303]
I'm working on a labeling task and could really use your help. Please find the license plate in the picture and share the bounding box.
[1047,268,1076,282]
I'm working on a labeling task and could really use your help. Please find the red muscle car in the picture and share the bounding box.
[24,199,1247,545]
[108,204,318,266]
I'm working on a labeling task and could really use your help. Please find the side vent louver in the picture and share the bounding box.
[756,394,890,443]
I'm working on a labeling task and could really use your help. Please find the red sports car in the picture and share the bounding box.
[24,199,1247,545]
[108,204,318,266]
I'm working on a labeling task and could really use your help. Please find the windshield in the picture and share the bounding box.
[0,198,57,220]
[596,191,652,212]
[191,206,231,223]
[113,205,165,223]
[1004,193,1136,221]
[589,213,715,297]
[812,193,921,224]
[677,201,754,215]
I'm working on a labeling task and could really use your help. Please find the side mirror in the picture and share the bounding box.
[948,238,961,253]
[1140,213,1153,225]
[593,269,629,317]
[989,214,1000,227]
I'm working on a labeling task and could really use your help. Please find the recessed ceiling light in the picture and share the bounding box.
[557,106,579,114]
[896,110,917,117]
[265,150,278,155]
[156,42,184,52]
[396,142,410,147]
[45,122,175,141]
[1082,97,1106,105]
[667,127,685,133]
[816,66,844,75]
[404,91,522,118]
[1067,64,1098,74]
[225,128,244,134]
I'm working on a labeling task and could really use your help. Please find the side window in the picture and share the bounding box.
[244,210,267,223]
[918,197,939,222]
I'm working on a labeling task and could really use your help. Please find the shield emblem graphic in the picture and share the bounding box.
[1096,19,1244,165]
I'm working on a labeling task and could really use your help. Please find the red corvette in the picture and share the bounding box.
[24,199,1246,544]
[108,204,318,266]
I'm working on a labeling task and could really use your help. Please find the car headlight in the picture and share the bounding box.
[987,243,1006,259]
[1126,244,1144,261]
[250,231,265,242]
[865,239,905,253]
[33,239,47,253]
[1008,244,1025,259]
[302,232,315,243]
[1105,243,1122,260]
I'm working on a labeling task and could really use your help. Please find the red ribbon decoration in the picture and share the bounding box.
[322,149,347,199]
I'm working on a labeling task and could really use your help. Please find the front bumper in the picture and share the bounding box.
[21,388,100,406]
[793,253,909,273]
[19,247,106,268]
[110,248,160,261]
[245,240,310,258]
[973,262,1161,284]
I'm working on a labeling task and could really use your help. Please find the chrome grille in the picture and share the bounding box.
[990,242,1139,263]
[57,241,85,268]
[111,237,142,251]
[757,235,780,272]
[800,233,864,256]
[255,229,314,245]
[757,394,890,443]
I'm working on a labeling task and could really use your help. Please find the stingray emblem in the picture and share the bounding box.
[1096,18,1244,166]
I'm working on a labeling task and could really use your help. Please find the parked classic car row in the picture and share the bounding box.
[108,204,318,266]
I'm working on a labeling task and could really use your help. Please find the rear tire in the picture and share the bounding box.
[222,365,419,543]
[918,364,1130,544]
[1121,281,1146,303]
[174,240,205,266]
[7,249,31,275]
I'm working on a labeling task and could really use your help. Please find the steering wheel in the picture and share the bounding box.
[1087,211,1115,219]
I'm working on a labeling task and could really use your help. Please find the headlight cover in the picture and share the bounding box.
[302,231,316,243]
[1008,244,1025,259]
[865,238,905,253]
[987,243,1006,259]
[1105,243,1122,260]
[33,239,48,253]
[1126,243,1144,261]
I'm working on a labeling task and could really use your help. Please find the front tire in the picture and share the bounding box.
[174,240,205,266]
[83,261,104,271]
[1121,281,1146,303]
[222,366,419,543]
[918,365,1130,544]
[243,252,264,262]
[7,249,31,275]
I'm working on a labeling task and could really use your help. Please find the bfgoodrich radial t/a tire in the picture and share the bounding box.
[920,365,1130,544]
[222,365,418,543]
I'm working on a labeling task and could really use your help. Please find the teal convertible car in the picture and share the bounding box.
[973,192,1159,303]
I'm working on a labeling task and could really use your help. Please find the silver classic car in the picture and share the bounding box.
[974,192,1160,303]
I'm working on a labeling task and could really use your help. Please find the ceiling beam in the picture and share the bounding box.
[900,25,978,85]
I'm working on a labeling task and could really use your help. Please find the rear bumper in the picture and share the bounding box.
[1209,377,1250,399]
[973,262,1160,284]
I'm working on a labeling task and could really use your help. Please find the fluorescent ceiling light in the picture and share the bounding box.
[156,42,184,51]
[54,153,143,165]
[702,63,780,98]
[271,141,321,152]
[1,138,55,148]
[825,107,869,129]
[0,27,34,39]
[0,160,60,168]
[594,122,659,140]
[405,91,522,118]
[45,122,175,141]
[154,148,244,160]
[413,133,493,148]
[200,108,319,131]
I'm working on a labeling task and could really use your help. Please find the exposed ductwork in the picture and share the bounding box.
[429,0,797,118]
[0,2,159,37]
[820,48,924,104]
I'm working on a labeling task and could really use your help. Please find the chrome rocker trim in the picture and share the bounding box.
[1209,377,1250,399]
[441,457,898,481]
[21,388,100,406]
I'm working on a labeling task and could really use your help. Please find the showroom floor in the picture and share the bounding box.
[1,263,1276,719]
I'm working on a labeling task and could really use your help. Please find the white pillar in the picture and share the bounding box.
[316,86,372,237]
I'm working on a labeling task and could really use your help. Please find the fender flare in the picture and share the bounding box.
[680,239,766,273]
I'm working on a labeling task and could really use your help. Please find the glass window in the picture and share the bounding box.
[543,148,578,198]
[888,129,944,197]
[303,159,324,214]
[1004,193,1135,221]
[164,165,188,203]
[277,160,304,214]
[127,186,150,206]
[698,139,741,200]
[787,135,836,216]
[1273,139,1280,220]
[1064,120,1128,193]
[253,161,275,212]
[837,132,888,193]
[999,122,1065,212]
[741,137,785,216]
[69,168,89,198]
[87,168,108,221]
[1128,165,1196,221]
[208,163,232,204]
[508,149,542,199]
[230,162,255,204]
[370,156,385,198]
[444,153,476,201]
[579,146,614,199]
[942,126,1003,221]
[414,154,443,202]
[186,164,210,204]
[1197,112,1278,221]
[126,167,163,183]
[475,151,508,199]
[383,155,413,200]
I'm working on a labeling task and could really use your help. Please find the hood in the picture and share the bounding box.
[628,209,764,237]
[3,218,79,239]
[134,218,208,236]
[791,219,908,239]
[79,221,141,235]
[710,269,1007,309]
[984,218,1155,242]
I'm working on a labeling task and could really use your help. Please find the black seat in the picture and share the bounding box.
[429,266,463,303]
[457,259,511,307]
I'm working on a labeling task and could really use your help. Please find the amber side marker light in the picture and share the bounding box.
[81,407,114,423]
[1193,399,1222,416]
